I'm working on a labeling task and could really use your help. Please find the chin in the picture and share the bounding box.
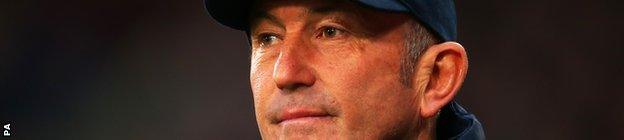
[266,118,342,139]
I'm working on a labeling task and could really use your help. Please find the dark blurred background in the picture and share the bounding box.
[1,0,623,139]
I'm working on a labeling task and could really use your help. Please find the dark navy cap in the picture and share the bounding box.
[205,0,457,41]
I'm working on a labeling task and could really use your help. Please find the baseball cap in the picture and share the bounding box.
[204,0,458,41]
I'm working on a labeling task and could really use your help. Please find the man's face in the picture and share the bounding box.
[249,0,422,139]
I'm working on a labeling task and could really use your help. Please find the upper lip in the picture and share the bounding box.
[277,107,330,124]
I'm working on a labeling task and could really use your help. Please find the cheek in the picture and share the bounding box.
[315,41,412,136]
[250,69,270,106]
[250,50,278,99]
[250,60,281,137]
[250,53,277,121]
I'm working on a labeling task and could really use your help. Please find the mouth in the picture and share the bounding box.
[277,107,334,125]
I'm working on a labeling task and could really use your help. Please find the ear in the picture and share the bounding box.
[414,42,468,118]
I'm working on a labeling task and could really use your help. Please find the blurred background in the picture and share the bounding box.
[1,0,623,139]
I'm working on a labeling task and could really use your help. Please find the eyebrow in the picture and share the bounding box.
[309,6,343,15]
[250,5,348,31]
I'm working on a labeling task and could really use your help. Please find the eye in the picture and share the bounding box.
[257,33,280,47]
[317,26,345,39]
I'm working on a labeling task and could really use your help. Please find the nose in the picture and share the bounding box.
[272,40,316,91]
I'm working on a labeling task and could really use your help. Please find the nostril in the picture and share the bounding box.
[280,83,312,91]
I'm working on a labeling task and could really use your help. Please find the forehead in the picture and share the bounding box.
[248,0,413,36]
[249,0,416,30]
[252,0,348,10]
[249,0,364,19]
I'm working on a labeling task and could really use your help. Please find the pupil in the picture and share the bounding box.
[325,28,335,36]
[263,36,274,42]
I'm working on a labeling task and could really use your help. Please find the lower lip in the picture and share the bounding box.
[279,116,333,126]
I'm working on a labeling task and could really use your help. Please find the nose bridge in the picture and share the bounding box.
[272,34,316,90]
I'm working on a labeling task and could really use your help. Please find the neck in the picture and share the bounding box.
[413,115,437,140]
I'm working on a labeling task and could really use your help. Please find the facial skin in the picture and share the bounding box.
[248,0,468,139]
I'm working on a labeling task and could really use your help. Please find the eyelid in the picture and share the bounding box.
[253,30,282,43]
[253,27,281,37]
[317,20,348,30]
[257,32,280,39]
[315,23,350,39]
[316,20,352,36]
[318,16,351,28]
[252,31,282,49]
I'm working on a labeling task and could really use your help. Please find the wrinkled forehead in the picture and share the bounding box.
[247,0,411,31]
[251,0,347,10]
[249,0,363,20]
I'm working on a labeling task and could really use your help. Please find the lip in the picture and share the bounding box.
[277,107,332,124]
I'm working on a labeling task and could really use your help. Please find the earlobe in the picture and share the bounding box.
[416,42,468,118]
